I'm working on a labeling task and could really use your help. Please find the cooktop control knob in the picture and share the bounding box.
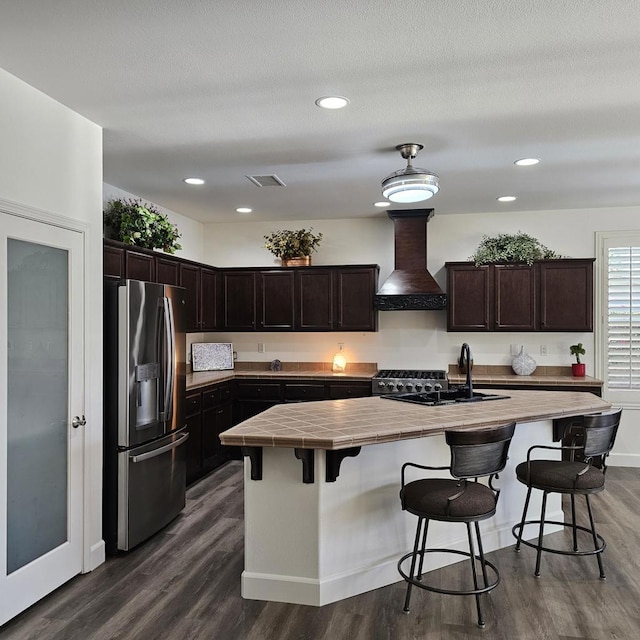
[405,383,413,391]
[378,381,386,388]
[386,382,395,390]
[414,383,423,391]
[423,383,432,392]
[433,383,443,391]
[396,382,404,390]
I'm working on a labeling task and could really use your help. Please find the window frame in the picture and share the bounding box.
[596,231,640,408]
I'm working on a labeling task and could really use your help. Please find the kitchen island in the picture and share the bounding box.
[219,390,611,606]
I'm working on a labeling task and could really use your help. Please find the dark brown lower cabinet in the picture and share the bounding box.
[185,382,233,485]
[234,378,372,424]
[185,392,203,484]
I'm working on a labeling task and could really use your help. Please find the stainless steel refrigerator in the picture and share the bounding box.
[103,279,187,553]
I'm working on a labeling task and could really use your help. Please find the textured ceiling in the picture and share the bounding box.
[1,0,639,222]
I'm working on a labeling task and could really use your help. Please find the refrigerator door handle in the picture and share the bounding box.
[160,295,176,423]
[130,432,189,463]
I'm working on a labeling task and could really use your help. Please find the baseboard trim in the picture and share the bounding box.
[86,539,106,572]
[608,453,640,468]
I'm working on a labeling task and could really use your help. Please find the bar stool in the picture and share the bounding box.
[398,422,516,628]
[512,408,622,579]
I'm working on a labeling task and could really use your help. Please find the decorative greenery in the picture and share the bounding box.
[570,343,586,364]
[104,198,182,254]
[469,232,561,266]
[263,228,323,259]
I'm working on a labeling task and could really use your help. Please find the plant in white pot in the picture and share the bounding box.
[570,343,586,377]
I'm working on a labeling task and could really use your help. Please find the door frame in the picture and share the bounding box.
[0,196,105,575]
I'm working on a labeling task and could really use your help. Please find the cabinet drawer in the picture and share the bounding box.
[236,382,281,400]
[328,383,371,399]
[284,383,325,401]
[185,392,202,416]
[201,386,221,409]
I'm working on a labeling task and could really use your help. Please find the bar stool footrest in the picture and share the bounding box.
[512,520,606,556]
[398,548,500,597]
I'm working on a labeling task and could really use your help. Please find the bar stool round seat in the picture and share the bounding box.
[398,422,516,628]
[512,408,622,579]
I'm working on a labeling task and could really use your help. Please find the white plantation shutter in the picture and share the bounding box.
[607,247,640,389]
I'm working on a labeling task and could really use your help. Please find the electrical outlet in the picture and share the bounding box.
[540,344,548,356]
[258,343,265,353]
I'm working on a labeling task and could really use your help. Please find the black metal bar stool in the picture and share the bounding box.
[512,408,622,579]
[398,422,516,628]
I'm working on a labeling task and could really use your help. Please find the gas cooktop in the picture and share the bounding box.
[371,369,448,395]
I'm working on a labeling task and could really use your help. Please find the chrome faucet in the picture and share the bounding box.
[459,343,473,399]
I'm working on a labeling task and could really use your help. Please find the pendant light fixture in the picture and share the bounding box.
[381,143,439,203]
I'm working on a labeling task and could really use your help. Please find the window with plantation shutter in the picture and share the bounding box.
[597,231,640,405]
[607,246,640,389]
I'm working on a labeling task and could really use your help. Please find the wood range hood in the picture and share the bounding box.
[373,208,447,311]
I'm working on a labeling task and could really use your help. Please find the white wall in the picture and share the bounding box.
[103,183,205,263]
[200,207,640,466]
[0,67,105,567]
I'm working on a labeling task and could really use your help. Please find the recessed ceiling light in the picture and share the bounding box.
[514,158,540,166]
[374,201,391,207]
[236,207,252,213]
[183,177,205,185]
[315,96,350,109]
[497,196,517,202]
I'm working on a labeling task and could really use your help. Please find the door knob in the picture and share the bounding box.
[72,415,87,428]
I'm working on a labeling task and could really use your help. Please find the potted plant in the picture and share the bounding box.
[570,343,586,377]
[470,232,561,266]
[104,198,182,254]
[263,228,323,266]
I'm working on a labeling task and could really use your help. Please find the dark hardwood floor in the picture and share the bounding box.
[2,463,640,640]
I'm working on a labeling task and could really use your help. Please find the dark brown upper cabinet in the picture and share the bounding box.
[258,270,296,330]
[446,259,594,332]
[104,240,378,333]
[222,270,257,330]
[493,264,536,331]
[538,260,593,332]
[156,256,180,286]
[446,263,491,331]
[199,267,218,331]
[180,263,218,332]
[103,243,124,278]
[125,249,155,282]
[335,267,379,331]
[296,269,334,331]
[220,265,379,332]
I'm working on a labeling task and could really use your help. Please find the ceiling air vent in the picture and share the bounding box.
[246,174,286,187]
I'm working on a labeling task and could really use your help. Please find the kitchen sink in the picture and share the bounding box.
[381,388,510,407]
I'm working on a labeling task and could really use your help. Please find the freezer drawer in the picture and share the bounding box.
[117,429,188,551]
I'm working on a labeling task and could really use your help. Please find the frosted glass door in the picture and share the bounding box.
[0,212,84,625]
[6,239,69,572]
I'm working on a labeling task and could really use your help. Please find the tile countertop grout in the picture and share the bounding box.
[219,390,612,451]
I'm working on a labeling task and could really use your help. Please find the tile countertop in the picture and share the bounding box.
[186,362,377,392]
[219,389,611,451]
[447,364,603,388]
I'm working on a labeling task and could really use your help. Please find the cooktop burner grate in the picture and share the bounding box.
[372,369,449,395]
[374,369,447,380]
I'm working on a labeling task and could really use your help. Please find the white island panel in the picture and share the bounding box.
[242,419,561,606]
